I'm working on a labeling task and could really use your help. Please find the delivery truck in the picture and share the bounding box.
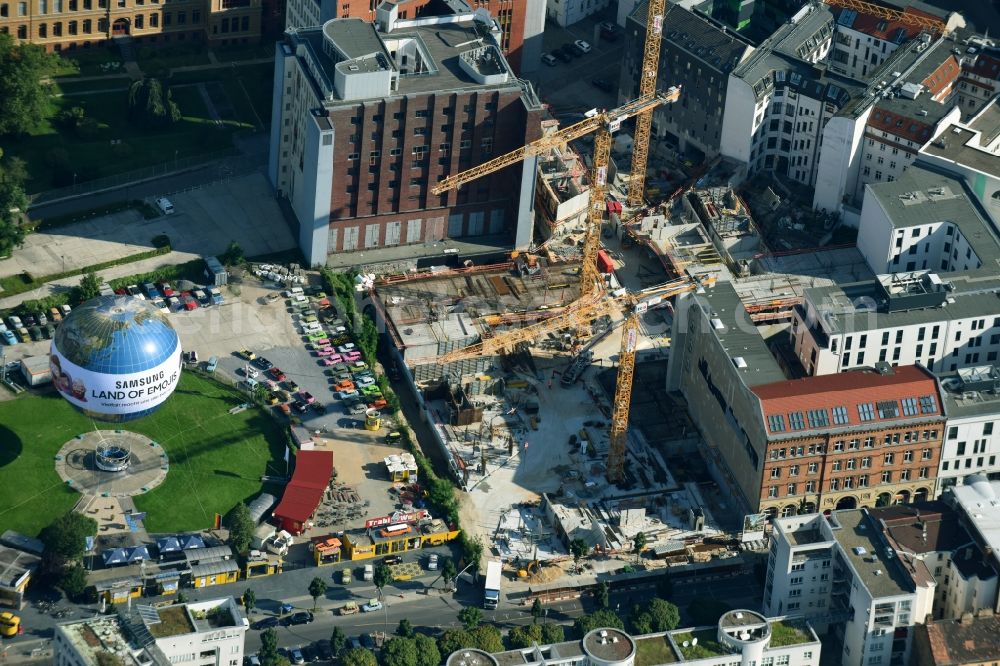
[483,560,502,609]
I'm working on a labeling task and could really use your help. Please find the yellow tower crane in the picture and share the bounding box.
[413,276,715,481]
[626,0,667,207]
[823,0,947,33]
[431,90,679,297]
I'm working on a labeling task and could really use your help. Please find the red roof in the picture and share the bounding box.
[752,365,942,436]
[273,450,333,527]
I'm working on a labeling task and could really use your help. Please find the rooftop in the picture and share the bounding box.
[867,39,962,136]
[583,628,635,662]
[751,364,943,439]
[950,476,1000,567]
[690,280,787,387]
[630,1,752,74]
[938,365,1000,418]
[919,614,1000,665]
[834,509,916,598]
[57,616,159,666]
[868,501,971,554]
[146,606,196,639]
[0,545,40,590]
[921,99,1000,177]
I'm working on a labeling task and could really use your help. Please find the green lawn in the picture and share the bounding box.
[672,630,731,660]
[54,77,132,95]
[53,48,126,77]
[5,86,237,193]
[0,373,287,536]
[634,636,679,665]
[137,44,212,78]
[213,42,277,63]
[769,620,812,647]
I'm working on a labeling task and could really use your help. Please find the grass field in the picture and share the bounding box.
[0,373,287,537]
[4,86,237,193]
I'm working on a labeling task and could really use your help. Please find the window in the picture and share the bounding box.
[415,110,429,118]
[877,400,899,419]
[832,460,842,471]
[768,486,778,498]
[789,465,799,476]
[771,468,781,479]
[788,412,805,430]
[389,148,402,157]
[413,127,426,136]
[368,150,380,165]
[884,452,894,465]
[438,143,450,153]
[807,409,829,428]
[881,470,892,483]
[901,397,918,416]
[459,139,471,149]
[920,395,937,414]
[408,178,422,187]
[858,403,875,421]
[832,406,849,424]
[787,483,797,495]
[903,450,913,463]
[768,415,786,432]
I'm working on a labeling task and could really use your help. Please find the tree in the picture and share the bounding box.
[396,618,414,638]
[0,33,54,136]
[340,647,378,666]
[259,628,280,666]
[646,598,680,631]
[330,626,347,656]
[464,536,484,574]
[458,606,482,630]
[60,562,88,599]
[507,624,542,649]
[531,598,544,624]
[594,581,610,610]
[373,561,393,597]
[225,503,255,554]
[633,532,647,562]
[441,557,458,586]
[308,577,328,611]
[570,538,589,566]
[76,271,103,302]
[629,605,653,635]
[39,512,97,561]
[127,77,181,129]
[414,634,442,666]
[381,637,418,666]
[437,629,475,655]
[220,240,244,266]
[0,158,28,258]
[242,588,256,615]
[573,609,624,637]
[469,625,503,652]
[539,623,564,644]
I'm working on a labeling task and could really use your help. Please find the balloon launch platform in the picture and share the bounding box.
[54,430,170,497]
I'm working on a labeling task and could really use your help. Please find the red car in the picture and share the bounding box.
[298,391,315,404]
[159,282,175,297]
[269,367,286,382]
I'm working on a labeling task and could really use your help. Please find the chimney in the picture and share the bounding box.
[960,612,975,626]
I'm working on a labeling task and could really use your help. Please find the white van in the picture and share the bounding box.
[155,197,174,215]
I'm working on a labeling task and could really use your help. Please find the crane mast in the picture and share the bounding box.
[626,0,667,207]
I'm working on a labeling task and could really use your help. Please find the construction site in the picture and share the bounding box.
[357,0,915,586]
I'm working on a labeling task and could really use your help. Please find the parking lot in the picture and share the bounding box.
[527,10,624,113]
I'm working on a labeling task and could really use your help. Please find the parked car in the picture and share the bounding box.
[298,391,315,404]
[1,330,17,345]
[427,553,439,570]
[383,555,403,565]
[244,366,260,379]
[155,197,175,215]
[28,326,42,342]
[284,612,313,626]
[159,282,175,297]
[564,42,583,57]
[143,283,161,299]
[339,601,359,615]
[252,617,279,630]
[49,307,63,323]
[205,356,218,372]
[293,400,309,413]
[59,305,71,317]
[126,285,142,296]
[361,599,382,613]
[6,316,21,330]
[44,324,56,339]
[269,367,286,382]
[591,78,614,93]
[289,647,305,665]
[239,348,256,361]
[22,314,36,327]
[349,403,368,415]
[355,376,376,388]
[244,655,262,666]
[254,357,274,370]
[541,53,557,66]
[335,390,359,400]
[574,39,591,53]
[35,312,47,326]
[342,569,353,585]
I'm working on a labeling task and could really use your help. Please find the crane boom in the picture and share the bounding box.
[823,0,946,32]
[430,93,674,196]
[607,314,639,482]
[626,0,667,207]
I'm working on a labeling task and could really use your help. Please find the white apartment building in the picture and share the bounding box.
[54,598,246,666]
[947,475,1000,613]
[936,367,1000,490]
[954,40,1000,120]
[446,619,821,666]
[545,0,609,27]
[767,502,999,666]
[792,164,1000,377]
[829,9,921,81]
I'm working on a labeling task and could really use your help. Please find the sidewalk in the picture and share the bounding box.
[0,249,199,311]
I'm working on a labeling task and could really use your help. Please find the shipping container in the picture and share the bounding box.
[596,250,614,274]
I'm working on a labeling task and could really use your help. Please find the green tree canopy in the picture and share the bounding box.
[308,577,328,610]
[242,588,256,614]
[259,628,280,666]
[39,512,97,561]
[507,624,542,649]
[441,557,458,584]
[330,626,347,656]
[60,562,88,599]
[340,647,378,666]
[373,561,393,594]
[127,77,181,130]
[458,606,482,630]
[437,629,476,656]
[531,598,544,623]
[570,538,589,563]
[469,625,503,652]
[225,503,255,554]
[0,33,54,136]
[414,634,442,666]
[396,618,414,638]
[539,623,564,644]
[75,271,103,303]
[573,609,624,637]
[381,637,418,666]
[594,581,610,610]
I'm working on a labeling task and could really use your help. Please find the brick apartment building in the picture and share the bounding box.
[0,0,264,51]
[751,366,945,517]
[267,1,543,266]
[284,0,543,73]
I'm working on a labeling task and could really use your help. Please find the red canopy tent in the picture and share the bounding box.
[272,450,333,535]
